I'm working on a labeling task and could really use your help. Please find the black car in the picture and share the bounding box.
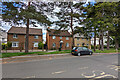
[71,47,93,56]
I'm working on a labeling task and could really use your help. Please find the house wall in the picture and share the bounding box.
[74,38,91,49]
[7,34,42,50]
[47,35,72,50]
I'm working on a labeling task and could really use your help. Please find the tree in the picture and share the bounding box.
[2,2,53,53]
[54,2,85,48]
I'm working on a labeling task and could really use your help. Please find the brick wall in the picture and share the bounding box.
[74,38,91,49]
[7,34,42,50]
[47,35,72,50]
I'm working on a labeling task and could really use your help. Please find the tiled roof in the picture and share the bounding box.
[47,29,72,37]
[8,26,42,35]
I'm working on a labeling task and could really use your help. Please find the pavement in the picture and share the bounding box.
[1,50,56,53]
[1,53,119,79]
[0,53,119,64]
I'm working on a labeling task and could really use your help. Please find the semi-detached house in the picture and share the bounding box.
[46,29,72,50]
[7,26,42,50]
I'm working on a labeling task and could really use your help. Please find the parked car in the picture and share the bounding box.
[71,47,93,56]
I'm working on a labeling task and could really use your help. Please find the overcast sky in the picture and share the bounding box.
[0,0,95,41]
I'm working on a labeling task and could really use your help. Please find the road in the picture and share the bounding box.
[2,54,119,79]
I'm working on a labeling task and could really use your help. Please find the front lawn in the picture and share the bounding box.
[93,48,120,53]
[0,50,71,58]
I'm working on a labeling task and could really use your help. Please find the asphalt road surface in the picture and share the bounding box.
[2,54,119,79]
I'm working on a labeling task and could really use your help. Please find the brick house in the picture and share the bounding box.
[7,26,42,50]
[46,29,72,50]
[74,34,91,49]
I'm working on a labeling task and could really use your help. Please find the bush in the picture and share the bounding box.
[2,43,7,50]
[38,41,44,49]
[91,45,94,49]
[7,41,12,49]
[104,45,107,49]
[2,42,12,50]
[50,47,57,50]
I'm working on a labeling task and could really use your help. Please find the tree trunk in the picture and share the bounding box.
[98,32,101,50]
[115,36,119,50]
[94,32,96,52]
[70,7,74,50]
[25,2,30,53]
[107,31,110,50]
[101,31,104,51]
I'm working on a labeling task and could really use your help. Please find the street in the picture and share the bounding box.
[2,54,119,79]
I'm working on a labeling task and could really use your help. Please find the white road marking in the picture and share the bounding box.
[78,67,88,70]
[52,71,65,74]
[26,75,35,78]
[107,65,120,71]
[81,70,117,78]
[95,74,117,78]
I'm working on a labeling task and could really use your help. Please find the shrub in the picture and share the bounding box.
[7,41,12,49]
[38,41,44,49]
[91,45,94,49]
[2,43,7,50]
[104,45,107,49]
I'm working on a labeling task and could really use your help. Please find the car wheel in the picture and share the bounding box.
[78,53,81,56]
[90,52,92,55]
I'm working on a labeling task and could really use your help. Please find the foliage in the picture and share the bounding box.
[7,41,12,49]
[93,48,119,53]
[2,43,7,50]
[38,41,44,49]
[2,42,12,50]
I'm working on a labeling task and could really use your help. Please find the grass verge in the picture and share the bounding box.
[93,48,120,53]
[0,50,71,58]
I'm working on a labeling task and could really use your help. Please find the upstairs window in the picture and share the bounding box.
[52,36,56,39]
[60,36,62,39]
[13,34,18,38]
[66,37,69,40]
[34,35,38,39]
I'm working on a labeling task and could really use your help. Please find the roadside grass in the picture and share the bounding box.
[93,48,120,53]
[1,50,71,58]
[38,50,71,55]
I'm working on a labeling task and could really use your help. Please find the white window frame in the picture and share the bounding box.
[60,36,62,39]
[13,34,18,38]
[34,35,38,39]
[12,42,19,47]
[52,36,56,39]
[66,37,69,40]
[34,42,38,47]
[66,43,69,47]
[53,43,56,47]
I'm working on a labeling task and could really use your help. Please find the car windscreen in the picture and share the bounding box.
[73,47,78,50]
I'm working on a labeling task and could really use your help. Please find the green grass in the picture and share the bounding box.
[93,48,120,53]
[1,50,71,58]
[1,48,119,58]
